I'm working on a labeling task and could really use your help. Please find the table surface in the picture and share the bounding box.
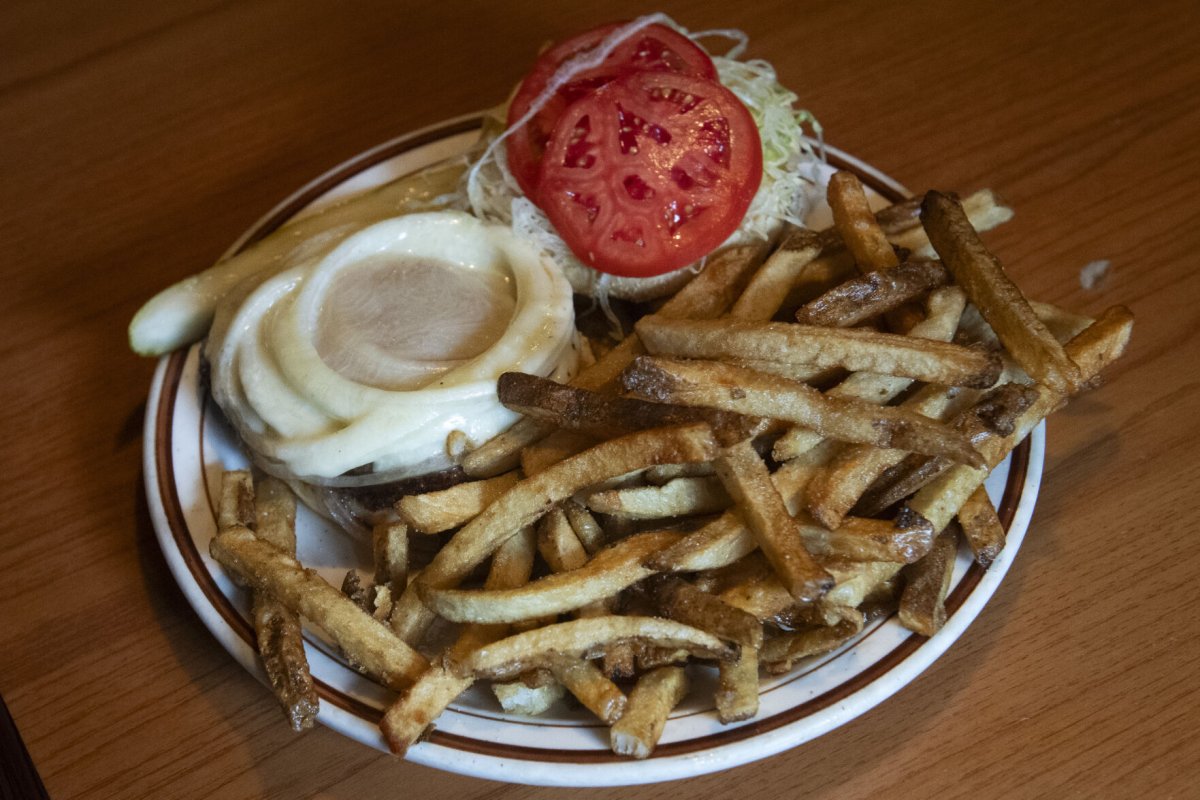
[2,1,1198,797]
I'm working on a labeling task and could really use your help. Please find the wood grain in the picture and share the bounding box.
[1,0,1197,797]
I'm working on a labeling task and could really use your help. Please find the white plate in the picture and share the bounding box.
[144,114,1045,787]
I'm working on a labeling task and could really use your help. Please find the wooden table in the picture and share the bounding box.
[2,1,1196,797]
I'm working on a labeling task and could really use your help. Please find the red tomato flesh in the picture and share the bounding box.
[505,23,717,197]
[536,71,763,278]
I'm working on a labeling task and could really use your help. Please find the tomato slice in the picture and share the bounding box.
[536,71,763,278]
[505,22,717,197]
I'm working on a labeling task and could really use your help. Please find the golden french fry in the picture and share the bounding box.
[658,241,771,321]
[252,595,318,732]
[549,657,627,724]
[853,383,1040,517]
[957,486,1006,568]
[450,616,733,681]
[562,499,607,555]
[653,577,763,648]
[803,509,935,564]
[624,356,986,467]
[730,228,826,320]
[921,191,1082,394]
[716,646,760,723]
[372,521,408,593]
[586,476,731,520]
[520,429,598,476]
[909,309,1132,536]
[772,285,967,462]
[210,528,428,691]
[492,672,566,716]
[423,531,680,624]
[760,619,862,675]
[537,506,589,574]
[714,439,833,602]
[419,424,719,593]
[461,417,553,478]
[827,171,900,271]
[218,470,255,532]
[382,525,537,754]
[252,477,296,550]
[635,315,1002,389]
[795,259,949,327]
[380,665,469,754]
[898,526,959,636]
[396,472,521,533]
[610,666,689,759]
[226,475,318,731]
[805,383,969,529]
[497,371,762,446]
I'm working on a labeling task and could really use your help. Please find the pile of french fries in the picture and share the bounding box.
[208,172,1133,759]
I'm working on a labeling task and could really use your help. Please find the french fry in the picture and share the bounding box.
[853,383,1039,517]
[610,666,689,759]
[803,509,935,564]
[805,383,974,529]
[898,526,959,636]
[497,371,762,446]
[380,665,469,754]
[716,646,760,723]
[218,470,255,532]
[730,229,826,320]
[822,560,905,614]
[586,476,731,520]
[761,618,862,675]
[634,315,1002,389]
[921,191,1082,394]
[422,531,680,624]
[794,259,950,328]
[210,528,428,691]
[372,521,408,593]
[562,499,607,555]
[492,671,566,716]
[772,285,967,462]
[714,439,833,603]
[396,472,520,533]
[549,657,628,724]
[710,556,797,622]
[653,577,763,648]
[224,475,319,732]
[624,357,986,467]
[461,417,553,478]
[416,423,720,604]
[827,171,900,271]
[253,477,296,551]
[729,189,1005,324]
[381,526,537,754]
[450,616,733,681]
[907,310,1131,538]
[520,429,597,477]
[957,486,1006,568]
[537,506,589,573]
[647,511,758,573]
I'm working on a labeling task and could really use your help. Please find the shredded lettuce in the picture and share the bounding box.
[456,20,825,293]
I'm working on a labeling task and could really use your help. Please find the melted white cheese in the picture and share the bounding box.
[205,211,578,482]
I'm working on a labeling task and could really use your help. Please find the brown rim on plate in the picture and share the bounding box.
[156,116,1032,762]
